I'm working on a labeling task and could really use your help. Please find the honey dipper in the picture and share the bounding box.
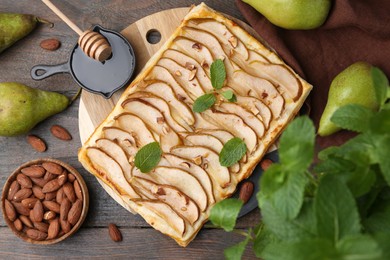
[42,0,112,62]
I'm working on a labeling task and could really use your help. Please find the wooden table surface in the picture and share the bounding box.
[0,0,259,259]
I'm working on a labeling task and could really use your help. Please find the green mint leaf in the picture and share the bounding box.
[371,66,389,107]
[258,164,286,206]
[259,199,317,241]
[209,198,243,232]
[279,116,315,173]
[210,59,226,90]
[221,90,234,99]
[315,174,361,242]
[228,94,237,102]
[219,137,247,167]
[253,224,275,258]
[261,238,336,260]
[336,234,382,260]
[373,233,390,259]
[134,142,162,173]
[192,93,216,113]
[369,109,390,135]
[363,198,390,233]
[224,229,251,260]
[331,104,374,133]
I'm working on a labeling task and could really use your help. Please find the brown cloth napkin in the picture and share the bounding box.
[235,0,390,150]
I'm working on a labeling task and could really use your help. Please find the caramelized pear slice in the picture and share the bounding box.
[218,102,265,138]
[115,113,155,147]
[86,147,139,198]
[202,110,258,153]
[157,58,205,98]
[143,81,195,126]
[134,199,186,236]
[235,95,272,129]
[121,99,181,152]
[146,66,192,103]
[187,19,249,60]
[170,145,231,189]
[128,91,191,132]
[133,177,200,225]
[133,166,208,212]
[182,133,224,153]
[163,49,213,92]
[163,153,216,204]
[102,126,138,157]
[96,138,133,182]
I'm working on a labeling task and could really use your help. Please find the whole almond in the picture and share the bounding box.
[14,218,23,231]
[68,200,82,226]
[58,173,68,186]
[44,172,57,182]
[56,187,65,204]
[42,179,61,193]
[32,200,44,222]
[44,211,56,221]
[31,177,48,188]
[27,135,47,152]
[47,218,60,239]
[45,191,57,201]
[17,174,33,188]
[260,158,273,171]
[32,185,45,200]
[108,223,122,242]
[50,125,72,141]
[12,202,30,216]
[13,188,32,202]
[21,165,46,178]
[5,199,17,221]
[7,180,20,201]
[26,229,47,241]
[43,201,60,213]
[60,198,71,221]
[21,198,38,209]
[42,162,63,175]
[63,182,76,203]
[40,38,61,51]
[74,180,83,200]
[68,173,76,182]
[239,181,254,205]
[33,222,49,233]
[19,215,33,228]
[60,219,72,233]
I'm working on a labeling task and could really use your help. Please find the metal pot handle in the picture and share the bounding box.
[31,62,70,80]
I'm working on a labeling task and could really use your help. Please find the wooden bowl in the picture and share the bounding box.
[1,158,89,244]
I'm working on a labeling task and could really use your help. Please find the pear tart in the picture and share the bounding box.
[78,3,312,246]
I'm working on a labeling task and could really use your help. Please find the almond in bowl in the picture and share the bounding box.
[1,158,89,244]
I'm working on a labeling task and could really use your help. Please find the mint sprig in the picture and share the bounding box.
[219,137,247,167]
[192,59,236,113]
[134,142,162,173]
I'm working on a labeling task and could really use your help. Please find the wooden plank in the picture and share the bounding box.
[0,227,256,259]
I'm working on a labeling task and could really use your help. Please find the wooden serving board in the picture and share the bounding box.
[78,7,265,213]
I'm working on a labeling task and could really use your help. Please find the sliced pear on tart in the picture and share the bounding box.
[163,153,216,204]
[133,199,186,236]
[115,113,156,146]
[170,145,231,190]
[133,166,208,212]
[133,177,200,225]
[86,147,139,198]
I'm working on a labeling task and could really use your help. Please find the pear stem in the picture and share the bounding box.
[36,17,54,28]
[68,88,82,106]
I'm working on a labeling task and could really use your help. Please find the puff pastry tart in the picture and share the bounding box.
[78,3,312,246]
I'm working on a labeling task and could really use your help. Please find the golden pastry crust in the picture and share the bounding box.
[78,3,312,247]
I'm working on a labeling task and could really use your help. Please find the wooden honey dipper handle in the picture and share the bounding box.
[41,0,112,62]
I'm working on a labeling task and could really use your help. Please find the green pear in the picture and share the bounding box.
[318,62,382,136]
[0,13,50,53]
[242,0,332,30]
[0,82,69,136]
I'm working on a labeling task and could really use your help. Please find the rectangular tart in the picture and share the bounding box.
[78,3,312,247]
